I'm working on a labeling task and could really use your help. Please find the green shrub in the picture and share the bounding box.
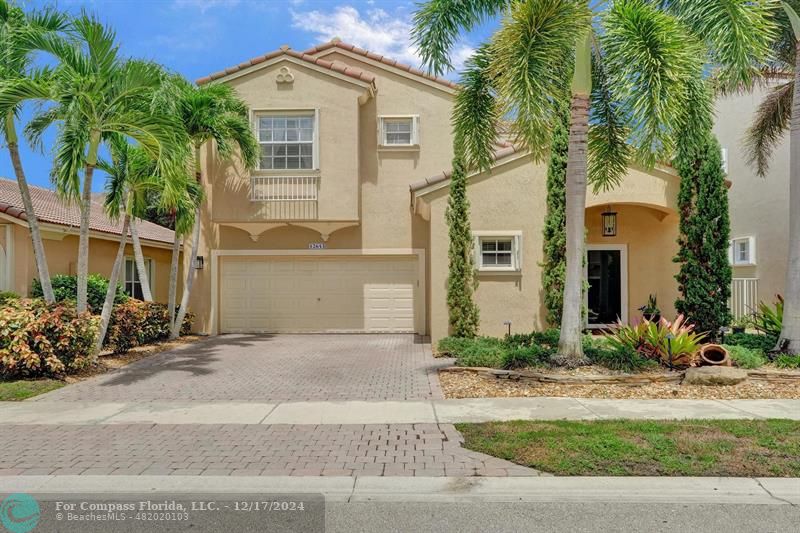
[722,344,766,369]
[455,337,507,368]
[32,274,127,313]
[502,344,549,369]
[0,291,19,306]
[0,298,98,378]
[437,336,473,357]
[775,354,800,369]
[586,343,657,373]
[104,300,193,354]
[724,332,777,353]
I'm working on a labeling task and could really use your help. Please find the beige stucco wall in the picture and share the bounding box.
[6,223,177,303]
[188,53,455,333]
[714,88,790,301]
[424,156,681,343]
[210,59,366,223]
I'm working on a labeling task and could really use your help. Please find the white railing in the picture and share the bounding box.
[730,278,758,319]
[250,176,318,202]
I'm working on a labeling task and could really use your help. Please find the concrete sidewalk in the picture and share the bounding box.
[1,475,797,505]
[1,398,798,425]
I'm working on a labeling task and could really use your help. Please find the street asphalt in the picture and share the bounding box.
[326,502,800,533]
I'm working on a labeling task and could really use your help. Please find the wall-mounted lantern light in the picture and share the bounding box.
[601,209,617,237]
[193,256,204,270]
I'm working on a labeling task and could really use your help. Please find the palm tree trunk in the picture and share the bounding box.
[77,132,101,313]
[557,94,591,363]
[170,208,200,339]
[129,217,153,302]
[168,233,181,325]
[94,213,130,353]
[170,146,203,340]
[4,113,54,302]
[555,31,592,366]
[779,41,800,354]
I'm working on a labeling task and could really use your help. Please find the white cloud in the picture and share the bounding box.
[290,5,473,73]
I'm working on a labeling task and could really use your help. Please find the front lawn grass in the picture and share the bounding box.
[457,419,800,477]
[0,379,65,401]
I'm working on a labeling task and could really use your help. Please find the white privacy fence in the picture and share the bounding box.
[729,278,758,319]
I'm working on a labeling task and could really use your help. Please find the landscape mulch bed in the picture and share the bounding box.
[439,366,800,400]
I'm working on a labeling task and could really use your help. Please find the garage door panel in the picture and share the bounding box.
[220,256,419,333]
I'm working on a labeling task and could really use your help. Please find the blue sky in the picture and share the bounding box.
[2,0,496,192]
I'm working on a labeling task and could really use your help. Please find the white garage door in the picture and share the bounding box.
[220,256,418,333]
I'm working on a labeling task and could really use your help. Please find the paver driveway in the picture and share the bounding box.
[35,334,448,402]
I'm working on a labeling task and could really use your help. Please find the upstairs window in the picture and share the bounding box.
[258,113,316,170]
[379,116,419,146]
[729,236,756,266]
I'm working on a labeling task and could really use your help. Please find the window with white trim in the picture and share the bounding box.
[379,116,419,146]
[473,232,522,272]
[124,257,153,300]
[729,236,756,266]
[257,113,316,170]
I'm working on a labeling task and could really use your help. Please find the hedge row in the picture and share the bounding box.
[1,298,194,378]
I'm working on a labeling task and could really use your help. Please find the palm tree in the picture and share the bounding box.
[167,180,202,326]
[167,80,258,339]
[413,0,775,365]
[0,0,67,303]
[0,14,185,313]
[93,135,189,348]
[744,1,800,354]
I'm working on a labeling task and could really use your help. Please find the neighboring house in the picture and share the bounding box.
[714,87,790,318]
[0,177,178,302]
[188,39,683,342]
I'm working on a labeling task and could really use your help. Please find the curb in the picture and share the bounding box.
[0,476,797,505]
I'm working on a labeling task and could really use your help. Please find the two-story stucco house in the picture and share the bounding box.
[186,39,683,342]
[714,87,790,318]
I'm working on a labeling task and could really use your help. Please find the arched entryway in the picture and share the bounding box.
[585,203,680,327]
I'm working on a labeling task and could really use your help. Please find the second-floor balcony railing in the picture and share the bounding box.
[251,176,319,201]
[250,176,319,219]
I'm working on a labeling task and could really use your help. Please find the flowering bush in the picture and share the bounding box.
[0,299,99,378]
[104,300,194,354]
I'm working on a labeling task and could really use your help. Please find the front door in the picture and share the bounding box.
[587,247,624,326]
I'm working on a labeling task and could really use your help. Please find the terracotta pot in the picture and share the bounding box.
[699,344,731,367]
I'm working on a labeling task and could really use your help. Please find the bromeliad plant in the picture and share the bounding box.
[605,314,706,369]
[752,296,784,340]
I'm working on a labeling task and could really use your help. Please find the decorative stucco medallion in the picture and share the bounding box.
[276,66,294,84]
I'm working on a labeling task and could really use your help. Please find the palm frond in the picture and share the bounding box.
[452,45,499,171]
[664,0,777,91]
[492,0,590,161]
[412,0,508,75]
[744,80,792,177]
[601,0,705,167]
[588,53,631,192]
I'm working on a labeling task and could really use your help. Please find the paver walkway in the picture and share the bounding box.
[35,334,449,402]
[0,423,541,478]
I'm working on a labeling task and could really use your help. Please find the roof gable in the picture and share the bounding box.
[0,178,175,244]
[304,39,457,93]
[196,46,377,89]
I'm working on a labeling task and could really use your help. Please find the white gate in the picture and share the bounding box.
[730,278,759,319]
